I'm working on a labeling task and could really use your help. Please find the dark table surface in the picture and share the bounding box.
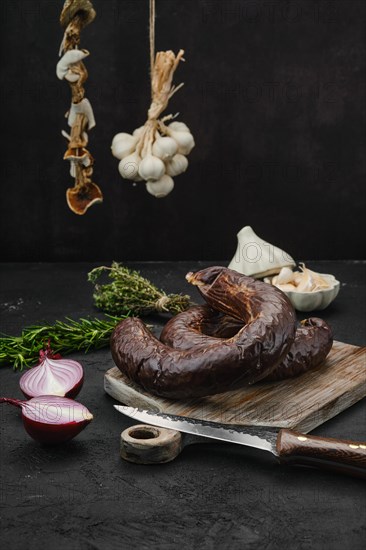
[0,261,365,550]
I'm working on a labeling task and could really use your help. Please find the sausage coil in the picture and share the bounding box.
[160,305,333,382]
[111,267,297,398]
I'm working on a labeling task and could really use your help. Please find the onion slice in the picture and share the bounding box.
[0,396,93,444]
[19,349,84,399]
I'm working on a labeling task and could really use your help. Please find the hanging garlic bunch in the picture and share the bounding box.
[112,50,194,198]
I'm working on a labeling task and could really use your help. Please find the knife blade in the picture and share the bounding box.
[114,405,366,478]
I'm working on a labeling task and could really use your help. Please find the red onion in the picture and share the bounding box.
[19,347,84,399]
[0,396,93,444]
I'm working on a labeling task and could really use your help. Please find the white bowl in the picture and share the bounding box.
[275,273,340,312]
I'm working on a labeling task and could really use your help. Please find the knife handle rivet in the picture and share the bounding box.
[360,444,366,449]
[297,436,308,441]
[349,444,359,449]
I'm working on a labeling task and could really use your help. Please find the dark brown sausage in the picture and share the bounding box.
[160,305,333,381]
[110,267,296,398]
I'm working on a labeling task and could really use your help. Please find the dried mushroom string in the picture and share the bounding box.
[57,0,103,215]
[112,0,195,197]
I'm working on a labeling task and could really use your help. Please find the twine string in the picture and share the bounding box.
[155,295,170,312]
[150,0,156,80]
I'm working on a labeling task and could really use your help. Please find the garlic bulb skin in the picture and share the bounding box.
[111,133,137,160]
[168,121,190,133]
[165,154,189,177]
[138,154,166,181]
[152,136,178,160]
[146,175,175,198]
[168,130,195,155]
[112,132,134,147]
[133,126,145,138]
[118,152,141,180]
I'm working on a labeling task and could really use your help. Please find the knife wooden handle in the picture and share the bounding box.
[277,429,366,478]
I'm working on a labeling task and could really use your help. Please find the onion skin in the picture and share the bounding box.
[110,267,296,398]
[0,396,93,444]
[161,306,333,381]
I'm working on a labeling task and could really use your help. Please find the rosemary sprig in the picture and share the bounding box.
[88,262,191,316]
[0,315,126,371]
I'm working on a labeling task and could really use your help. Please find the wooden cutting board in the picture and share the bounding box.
[105,341,366,433]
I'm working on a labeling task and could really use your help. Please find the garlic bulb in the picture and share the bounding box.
[168,130,195,155]
[111,133,137,160]
[168,121,190,133]
[138,154,165,181]
[118,152,141,180]
[146,175,175,198]
[152,136,178,160]
[112,132,134,146]
[165,154,189,177]
[133,126,145,138]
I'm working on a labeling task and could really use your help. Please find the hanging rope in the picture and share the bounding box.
[150,0,156,78]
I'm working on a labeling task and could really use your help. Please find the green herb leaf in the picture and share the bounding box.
[88,263,191,316]
[0,315,126,371]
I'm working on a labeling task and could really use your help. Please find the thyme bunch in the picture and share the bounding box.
[88,262,191,316]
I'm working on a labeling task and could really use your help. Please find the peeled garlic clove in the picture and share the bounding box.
[276,267,294,285]
[146,175,175,198]
[138,154,165,181]
[169,130,195,155]
[296,271,313,292]
[165,154,189,177]
[118,152,141,180]
[152,137,178,160]
[276,283,297,292]
[111,133,137,160]
[168,121,190,133]
[299,264,331,290]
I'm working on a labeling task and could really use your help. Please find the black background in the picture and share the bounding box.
[0,0,365,262]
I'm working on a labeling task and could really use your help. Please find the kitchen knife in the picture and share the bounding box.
[115,405,366,478]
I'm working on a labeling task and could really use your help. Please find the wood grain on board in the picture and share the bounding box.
[105,341,366,433]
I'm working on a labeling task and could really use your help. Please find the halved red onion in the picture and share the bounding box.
[0,396,93,444]
[20,353,84,399]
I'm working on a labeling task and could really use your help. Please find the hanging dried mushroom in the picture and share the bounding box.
[57,0,103,215]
